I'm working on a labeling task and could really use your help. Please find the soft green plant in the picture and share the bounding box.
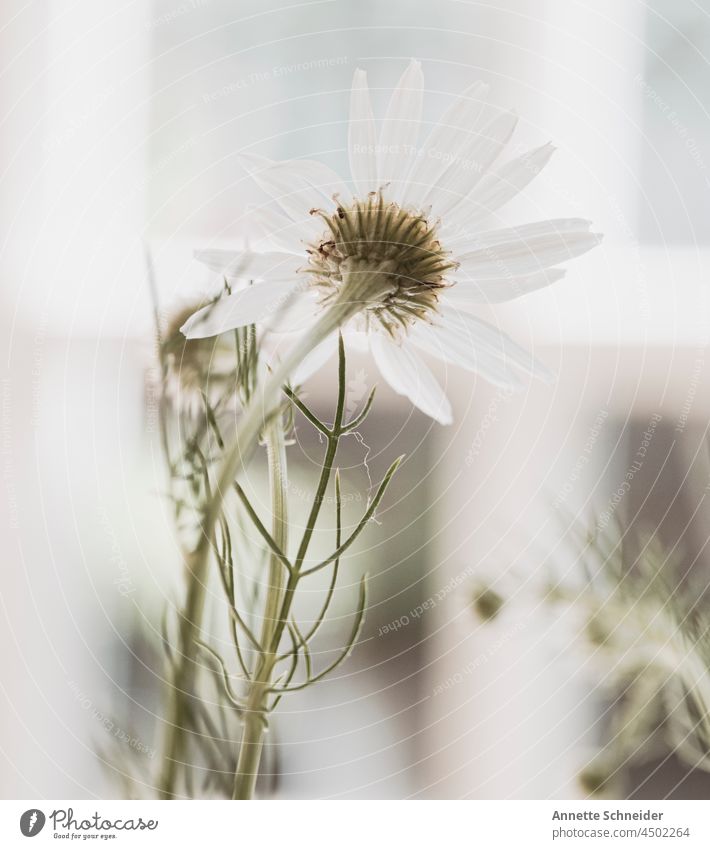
[474,518,710,797]
[151,298,401,799]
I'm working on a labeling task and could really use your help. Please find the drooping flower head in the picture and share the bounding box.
[162,300,260,413]
[182,61,601,423]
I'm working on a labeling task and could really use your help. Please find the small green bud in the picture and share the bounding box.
[586,614,609,646]
[578,763,611,796]
[472,585,504,621]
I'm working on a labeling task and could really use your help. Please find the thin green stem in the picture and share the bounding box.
[233,338,350,799]
[232,414,289,800]
[300,454,404,578]
[233,482,293,576]
[301,469,342,645]
[282,386,331,436]
[342,386,377,433]
[231,331,354,798]
[231,344,348,799]
[158,304,350,800]
[270,574,368,694]
[265,335,348,663]
[160,264,390,798]
[158,549,210,799]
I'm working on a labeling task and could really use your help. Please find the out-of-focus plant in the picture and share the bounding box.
[473,519,710,797]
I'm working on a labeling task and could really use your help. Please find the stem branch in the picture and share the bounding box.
[232,414,289,800]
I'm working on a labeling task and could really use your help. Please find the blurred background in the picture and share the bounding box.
[2,0,710,799]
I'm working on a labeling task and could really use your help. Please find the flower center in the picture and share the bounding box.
[303,192,457,338]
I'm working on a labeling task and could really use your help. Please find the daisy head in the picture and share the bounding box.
[182,61,602,424]
[162,300,259,412]
[164,301,222,394]
[305,191,456,339]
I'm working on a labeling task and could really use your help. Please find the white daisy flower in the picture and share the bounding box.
[182,60,601,424]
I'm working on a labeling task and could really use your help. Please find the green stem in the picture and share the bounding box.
[232,414,289,800]
[158,549,210,799]
[260,417,289,651]
[232,335,349,799]
[232,680,270,799]
[159,268,379,799]
[265,334,347,663]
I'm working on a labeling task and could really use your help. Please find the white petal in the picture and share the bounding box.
[341,328,369,353]
[371,334,452,425]
[194,249,300,279]
[443,216,589,255]
[444,268,567,306]
[291,334,338,384]
[348,69,378,196]
[239,154,331,234]
[463,142,556,225]
[410,319,522,390]
[429,110,518,219]
[449,217,592,256]
[466,218,591,249]
[457,227,602,277]
[263,290,320,333]
[279,157,351,203]
[439,307,553,381]
[402,81,489,209]
[241,152,348,200]
[181,279,297,338]
[250,206,308,253]
[377,60,424,194]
